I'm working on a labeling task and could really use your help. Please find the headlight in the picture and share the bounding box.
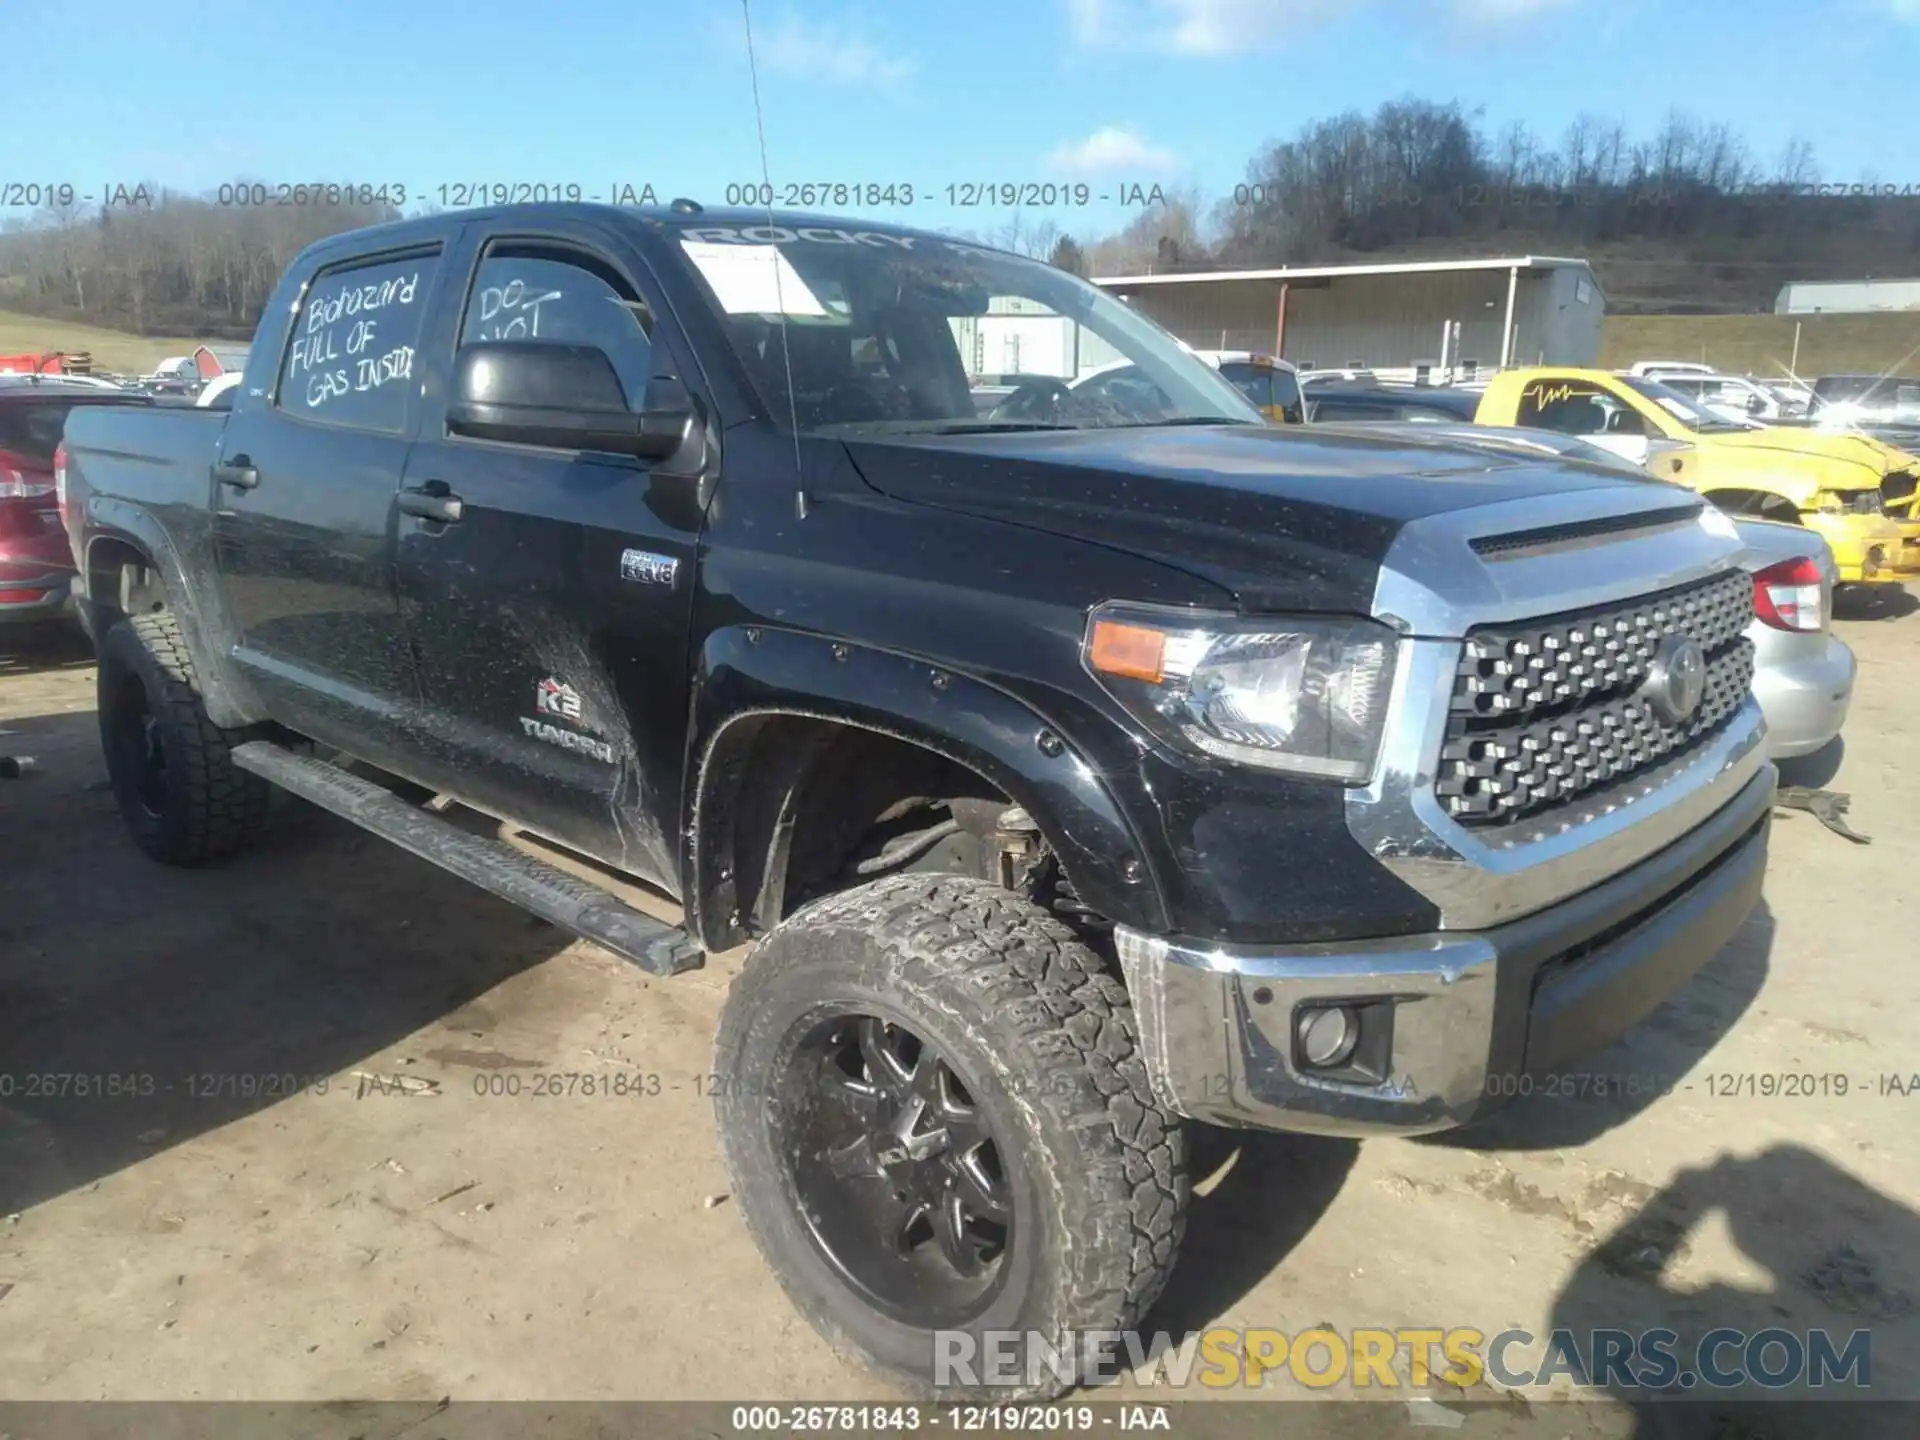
[1083,603,1397,782]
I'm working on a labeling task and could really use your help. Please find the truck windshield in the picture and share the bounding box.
[667,224,1264,435]
[1619,376,1755,434]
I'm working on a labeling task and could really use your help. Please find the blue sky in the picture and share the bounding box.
[8,0,1919,240]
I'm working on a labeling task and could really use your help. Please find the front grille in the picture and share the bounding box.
[1436,569,1754,825]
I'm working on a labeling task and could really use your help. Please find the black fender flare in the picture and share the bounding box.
[81,498,266,728]
[685,625,1169,950]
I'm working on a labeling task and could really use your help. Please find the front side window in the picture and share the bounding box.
[458,248,655,406]
[279,252,439,431]
[666,223,1261,435]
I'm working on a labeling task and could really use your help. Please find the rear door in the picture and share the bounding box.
[1511,376,1655,467]
[211,242,449,757]
[392,223,706,891]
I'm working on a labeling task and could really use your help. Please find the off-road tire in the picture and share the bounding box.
[96,612,271,865]
[713,873,1188,1399]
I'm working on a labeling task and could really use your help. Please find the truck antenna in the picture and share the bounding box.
[741,0,808,519]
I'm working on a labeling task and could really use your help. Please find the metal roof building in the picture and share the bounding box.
[1774,278,1920,314]
[1092,255,1604,382]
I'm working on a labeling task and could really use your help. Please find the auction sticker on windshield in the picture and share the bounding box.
[679,241,829,317]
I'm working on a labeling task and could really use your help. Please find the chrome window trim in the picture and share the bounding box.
[1350,489,1764,931]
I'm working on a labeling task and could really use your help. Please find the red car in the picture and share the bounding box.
[0,378,155,632]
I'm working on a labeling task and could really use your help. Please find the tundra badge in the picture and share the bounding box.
[621,549,679,586]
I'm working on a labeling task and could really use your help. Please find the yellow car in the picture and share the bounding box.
[1470,368,1919,583]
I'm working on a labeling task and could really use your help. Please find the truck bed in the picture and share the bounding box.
[64,403,230,508]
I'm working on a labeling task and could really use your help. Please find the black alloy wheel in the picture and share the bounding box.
[108,669,170,818]
[781,1011,1014,1328]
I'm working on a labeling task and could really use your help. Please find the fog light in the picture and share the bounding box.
[1297,1005,1360,1070]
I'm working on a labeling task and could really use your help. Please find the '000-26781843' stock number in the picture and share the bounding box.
[472,1071,664,1097]
[728,1406,1115,1430]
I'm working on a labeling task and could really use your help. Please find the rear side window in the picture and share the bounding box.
[1219,362,1272,409]
[458,248,655,406]
[279,252,439,431]
[0,401,78,464]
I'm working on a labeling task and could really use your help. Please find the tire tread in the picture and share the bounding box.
[101,612,270,864]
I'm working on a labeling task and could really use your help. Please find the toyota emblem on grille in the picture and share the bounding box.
[1642,634,1707,725]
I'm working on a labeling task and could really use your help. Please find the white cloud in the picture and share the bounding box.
[755,14,915,85]
[1046,126,1184,175]
[1069,0,1346,54]
[1068,0,1586,51]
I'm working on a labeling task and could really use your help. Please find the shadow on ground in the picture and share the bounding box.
[1774,735,1847,790]
[1141,1127,1361,1338]
[0,621,93,678]
[0,708,575,1215]
[1550,1144,1920,1438]
[1833,584,1916,622]
[1416,901,1776,1154]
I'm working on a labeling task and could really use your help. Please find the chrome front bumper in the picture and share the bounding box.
[1116,763,1773,1138]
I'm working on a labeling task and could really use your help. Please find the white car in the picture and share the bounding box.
[1653,372,1791,423]
[1626,360,1718,379]
[196,372,244,408]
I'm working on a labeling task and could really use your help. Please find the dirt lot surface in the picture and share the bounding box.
[3,598,1918,1433]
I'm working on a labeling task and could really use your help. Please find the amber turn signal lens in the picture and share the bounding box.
[1088,620,1168,683]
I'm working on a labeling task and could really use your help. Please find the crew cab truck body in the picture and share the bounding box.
[64,205,1773,1399]
[1470,367,1920,582]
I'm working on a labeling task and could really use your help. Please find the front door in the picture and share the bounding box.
[393,229,706,892]
[211,244,448,757]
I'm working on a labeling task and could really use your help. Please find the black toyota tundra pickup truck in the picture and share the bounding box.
[61,203,1773,1396]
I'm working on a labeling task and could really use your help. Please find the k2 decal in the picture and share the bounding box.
[535,677,584,721]
[526,676,616,761]
[620,549,680,586]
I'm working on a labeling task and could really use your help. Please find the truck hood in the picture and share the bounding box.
[1701,425,1918,489]
[843,423,1671,611]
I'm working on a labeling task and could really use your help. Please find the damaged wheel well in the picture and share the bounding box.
[1703,488,1806,527]
[692,714,1104,954]
[86,537,168,627]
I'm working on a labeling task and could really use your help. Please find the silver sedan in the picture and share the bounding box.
[1735,517,1855,759]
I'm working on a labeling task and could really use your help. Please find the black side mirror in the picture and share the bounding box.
[447,342,694,460]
